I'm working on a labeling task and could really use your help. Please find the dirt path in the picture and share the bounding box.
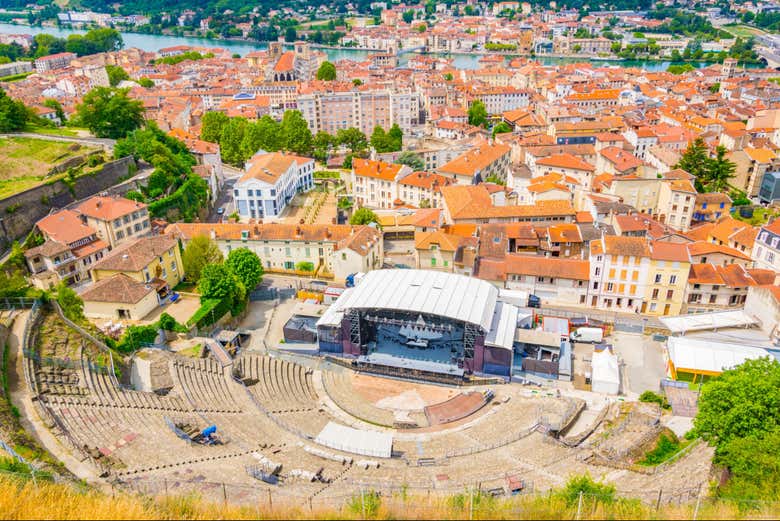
[6,311,102,484]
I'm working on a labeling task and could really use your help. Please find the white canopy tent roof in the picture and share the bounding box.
[666,336,769,374]
[591,347,620,395]
[315,422,393,458]
[484,301,519,351]
[318,269,499,331]
[660,310,758,334]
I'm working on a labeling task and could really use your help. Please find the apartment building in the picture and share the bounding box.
[90,235,184,296]
[685,263,775,313]
[351,158,413,209]
[588,236,651,312]
[752,219,780,272]
[532,153,595,190]
[477,255,590,307]
[397,171,456,209]
[692,193,732,223]
[437,142,512,185]
[642,242,691,316]
[297,88,420,136]
[414,230,477,273]
[75,196,151,248]
[656,179,696,232]
[234,152,314,220]
[34,52,77,73]
[25,210,110,290]
[165,223,383,282]
[441,185,576,225]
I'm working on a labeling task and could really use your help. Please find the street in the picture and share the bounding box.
[206,165,242,223]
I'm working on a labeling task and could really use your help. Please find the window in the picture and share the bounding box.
[654,273,662,283]
[609,268,615,279]
[594,267,600,276]
[620,269,627,280]
[606,282,614,292]
[650,303,657,312]
[171,261,177,271]
[248,189,254,196]
[632,271,639,282]
[666,290,674,300]
[652,288,659,299]
[593,281,599,290]
[669,275,677,284]
[285,247,291,256]
[444,260,449,267]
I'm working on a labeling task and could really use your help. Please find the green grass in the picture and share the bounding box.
[722,24,766,38]
[638,434,687,466]
[172,281,198,293]
[732,206,780,226]
[177,344,202,358]
[24,124,80,137]
[0,136,98,199]
[0,72,32,82]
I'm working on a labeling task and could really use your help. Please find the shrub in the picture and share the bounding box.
[639,390,670,409]
[556,474,616,507]
[638,434,681,465]
[115,324,158,353]
[347,490,381,517]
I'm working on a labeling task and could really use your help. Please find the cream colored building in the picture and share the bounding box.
[165,223,383,283]
[81,273,159,321]
[76,196,151,248]
[656,179,696,232]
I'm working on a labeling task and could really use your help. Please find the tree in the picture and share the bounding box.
[284,27,298,42]
[492,121,512,137]
[295,261,315,272]
[316,61,337,81]
[73,87,144,139]
[280,110,313,155]
[715,427,780,500]
[675,137,709,189]
[0,87,30,132]
[313,131,334,161]
[200,111,230,143]
[182,235,224,283]
[138,77,155,88]
[349,207,380,226]
[198,263,239,301]
[337,127,368,155]
[396,151,424,170]
[572,44,582,53]
[444,73,453,81]
[219,117,249,165]
[370,125,389,152]
[43,98,65,123]
[704,145,736,193]
[225,247,263,291]
[352,79,363,86]
[402,10,414,23]
[158,312,181,332]
[468,100,488,127]
[693,358,780,450]
[56,282,84,322]
[387,124,403,151]
[105,64,129,86]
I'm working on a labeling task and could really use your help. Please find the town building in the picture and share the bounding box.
[233,152,315,220]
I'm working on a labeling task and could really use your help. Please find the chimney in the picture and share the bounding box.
[296,226,302,237]
[254,226,259,235]
[210,229,216,240]
[96,200,102,208]
[325,227,331,239]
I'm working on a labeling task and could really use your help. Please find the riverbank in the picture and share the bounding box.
[0,22,759,71]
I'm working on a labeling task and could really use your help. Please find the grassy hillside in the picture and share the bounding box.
[0,473,778,520]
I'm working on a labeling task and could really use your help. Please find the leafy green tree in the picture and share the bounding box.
[492,121,512,137]
[370,125,389,152]
[349,207,380,226]
[692,358,780,449]
[444,72,453,81]
[73,87,144,139]
[138,77,155,88]
[106,64,130,86]
[716,427,780,501]
[396,151,424,170]
[704,145,736,193]
[198,263,239,301]
[158,312,181,332]
[295,261,315,272]
[280,110,313,155]
[667,63,695,74]
[284,27,298,42]
[200,111,230,143]
[675,137,709,190]
[388,124,403,151]
[313,131,334,161]
[225,247,263,291]
[255,115,282,152]
[468,100,488,127]
[219,116,249,165]
[352,78,363,86]
[402,10,414,23]
[43,98,65,123]
[182,235,224,283]
[0,87,30,131]
[336,127,368,155]
[56,282,84,322]
[316,61,337,81]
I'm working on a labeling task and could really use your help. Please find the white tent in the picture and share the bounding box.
[315,422,393,458]
[591,346,620,395]
[666,336,769,376]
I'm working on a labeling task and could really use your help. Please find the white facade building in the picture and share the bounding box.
[233,152,314,220]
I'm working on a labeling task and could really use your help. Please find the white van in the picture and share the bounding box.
[570,327,603,343]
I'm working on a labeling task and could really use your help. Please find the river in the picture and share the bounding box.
[0,21,712,71]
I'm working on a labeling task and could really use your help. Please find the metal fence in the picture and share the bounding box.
[249,287,297,301]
